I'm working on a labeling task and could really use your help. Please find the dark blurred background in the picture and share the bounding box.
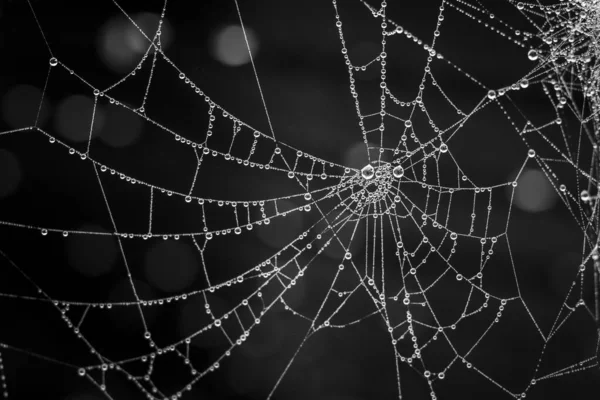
[0,0,599,399]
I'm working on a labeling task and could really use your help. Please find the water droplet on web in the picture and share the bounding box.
[49,57,58,67]
[440,144,448,153]
[487,90,497,100]
[404,120,412,128]
[520,79,529,88]
[528,149,535,158]
[361,165,375,180]
[450,232,458,240]
[528,49,538,61]
[304,193,312,201]
[393,165,404,178]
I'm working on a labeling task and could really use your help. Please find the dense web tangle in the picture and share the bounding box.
[0,0,599,399]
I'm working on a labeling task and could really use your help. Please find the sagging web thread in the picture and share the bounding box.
[0,0,599,399]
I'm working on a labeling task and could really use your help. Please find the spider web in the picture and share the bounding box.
[0,0,599,399]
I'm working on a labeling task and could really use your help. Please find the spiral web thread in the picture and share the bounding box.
[0,0,599,399]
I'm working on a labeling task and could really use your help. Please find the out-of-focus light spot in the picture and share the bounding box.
[256,199,302,249]
[0,149,22,199]
[211,25,259,67]
[66,224,118,277]
[99,105,143,148]
[98,13,173,74]
[1,84,50,128]
[145,240,198,292]
[343,141,387,171]
[55,95,105,143]
[512,168,557,213]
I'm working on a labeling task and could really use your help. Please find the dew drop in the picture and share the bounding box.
[393,165,404,178]
[361,165,375,180]
[528,49,539,61]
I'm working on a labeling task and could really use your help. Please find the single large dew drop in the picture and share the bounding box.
[361,164,375,180]
[527,49,539,61]
[393,165,404,179]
